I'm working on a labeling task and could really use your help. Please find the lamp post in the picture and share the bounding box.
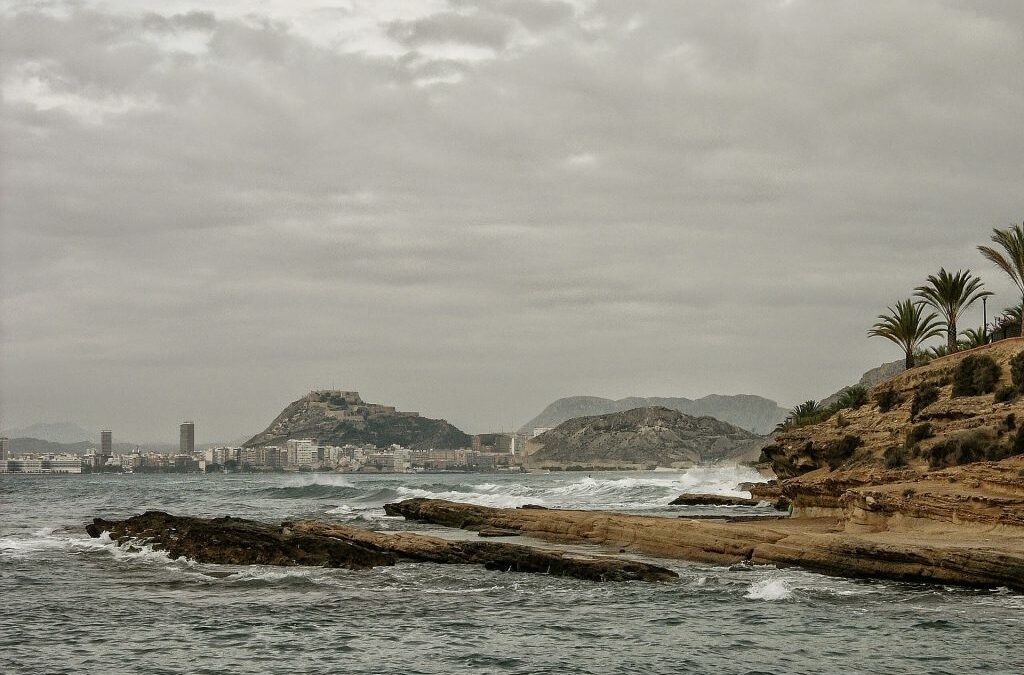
[983,296,988,342]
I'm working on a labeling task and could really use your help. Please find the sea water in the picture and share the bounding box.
[2,468,1021,674]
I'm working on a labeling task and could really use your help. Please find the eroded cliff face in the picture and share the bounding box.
[763,339,1024,479]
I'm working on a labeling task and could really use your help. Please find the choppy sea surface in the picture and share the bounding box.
[2,468,1021,675]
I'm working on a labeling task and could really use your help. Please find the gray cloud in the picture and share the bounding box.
[1,1,1022,442]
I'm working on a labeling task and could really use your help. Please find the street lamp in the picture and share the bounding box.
[983,296,988,342]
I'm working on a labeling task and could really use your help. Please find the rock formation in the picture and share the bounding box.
[519,394,788,436]
[85,511,677,582]
[820,359,906,408]
[385,496,1024,591]
[668,493,762,507]
[244,390,470,450]
[525,406,767,469]
[762,339,1024,478]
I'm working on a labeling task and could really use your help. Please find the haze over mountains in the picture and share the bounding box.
[520,395,789,436]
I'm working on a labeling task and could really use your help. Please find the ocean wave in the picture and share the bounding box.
[744,578,793,601]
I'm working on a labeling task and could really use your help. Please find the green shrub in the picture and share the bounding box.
[902,488,916,498]
[875,387,901,413]
[825,434,862,469]
[952,355,1001,397]
[883,446,908,469]
[905,423,934,448]
[910,383,940,420]
[924,430,1003,469]
[995,385,1018,403]
[1011,350,1024,392]
[836,386,869,410]
[1002,413,1017,432]
[1014,426,1024,455]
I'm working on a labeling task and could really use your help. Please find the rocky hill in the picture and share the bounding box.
[763,339,1024,480]
[520,394,788,436]
[820,358,906,408]
[525,406,767,469]
[244,390,470,450]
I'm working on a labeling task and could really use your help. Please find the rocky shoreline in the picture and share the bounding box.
[385,495,1024,591]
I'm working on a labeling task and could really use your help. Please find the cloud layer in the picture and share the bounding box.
[2,0,1023,441]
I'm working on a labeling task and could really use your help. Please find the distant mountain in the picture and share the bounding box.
[244,390,471,450]
[819,359,906,408]
[7,437,136,456]
[520,394,788,436]
[525,407,768,469]
[2,422,94,444]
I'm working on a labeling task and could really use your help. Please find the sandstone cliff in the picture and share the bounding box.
[526,406,767,469]
[244,390,470,450]
[520,394,788,435]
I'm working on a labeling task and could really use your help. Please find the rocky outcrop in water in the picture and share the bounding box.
[385,496,1024,591]
[520,394,788,435]
[86,511,677,582]
[244,390,470,450]
[525,406,767,469]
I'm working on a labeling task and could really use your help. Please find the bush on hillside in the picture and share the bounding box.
[995,385,1018,404]
[905,423,934,449]
[883,446,909,469]
[952,355,1001,397]
[910,383,940,420]
[836,386,869,410]
[924,429,1012,469]
[1011,350,1024,392]
[874,387,901,413]
[824,434,862,470]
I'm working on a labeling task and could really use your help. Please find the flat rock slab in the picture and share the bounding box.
[385,498,1024,591]
[86,511,677,582]
[669,493,761,506]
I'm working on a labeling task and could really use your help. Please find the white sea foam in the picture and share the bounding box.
[394,486,538,508]
[385,465,766,511]
[744,578,793,601]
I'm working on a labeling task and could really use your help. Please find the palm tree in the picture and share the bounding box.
[868,299,945,370]
[914,269,992,352]
[775,400,824,432]
[978,223,1024,336]
[959,327,989,349]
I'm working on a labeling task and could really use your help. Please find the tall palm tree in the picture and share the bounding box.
[914,269,991,352]
[868,299,944,370]
[978,223,1024,336]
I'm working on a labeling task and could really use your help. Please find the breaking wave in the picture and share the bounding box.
[744,578,793,601]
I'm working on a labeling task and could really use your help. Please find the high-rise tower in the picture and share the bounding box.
[180,422,195,454]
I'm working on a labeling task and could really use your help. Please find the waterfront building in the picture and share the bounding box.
[0,436,8,461]
[180,422,195,454]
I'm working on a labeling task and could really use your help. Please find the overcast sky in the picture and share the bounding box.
[2,0,1023,443]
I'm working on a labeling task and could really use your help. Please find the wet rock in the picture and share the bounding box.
[669,493,760,506]
[386,497,1024,591]
[477,528,520,537]
[87,511,394,570]
[86,511,677,582]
